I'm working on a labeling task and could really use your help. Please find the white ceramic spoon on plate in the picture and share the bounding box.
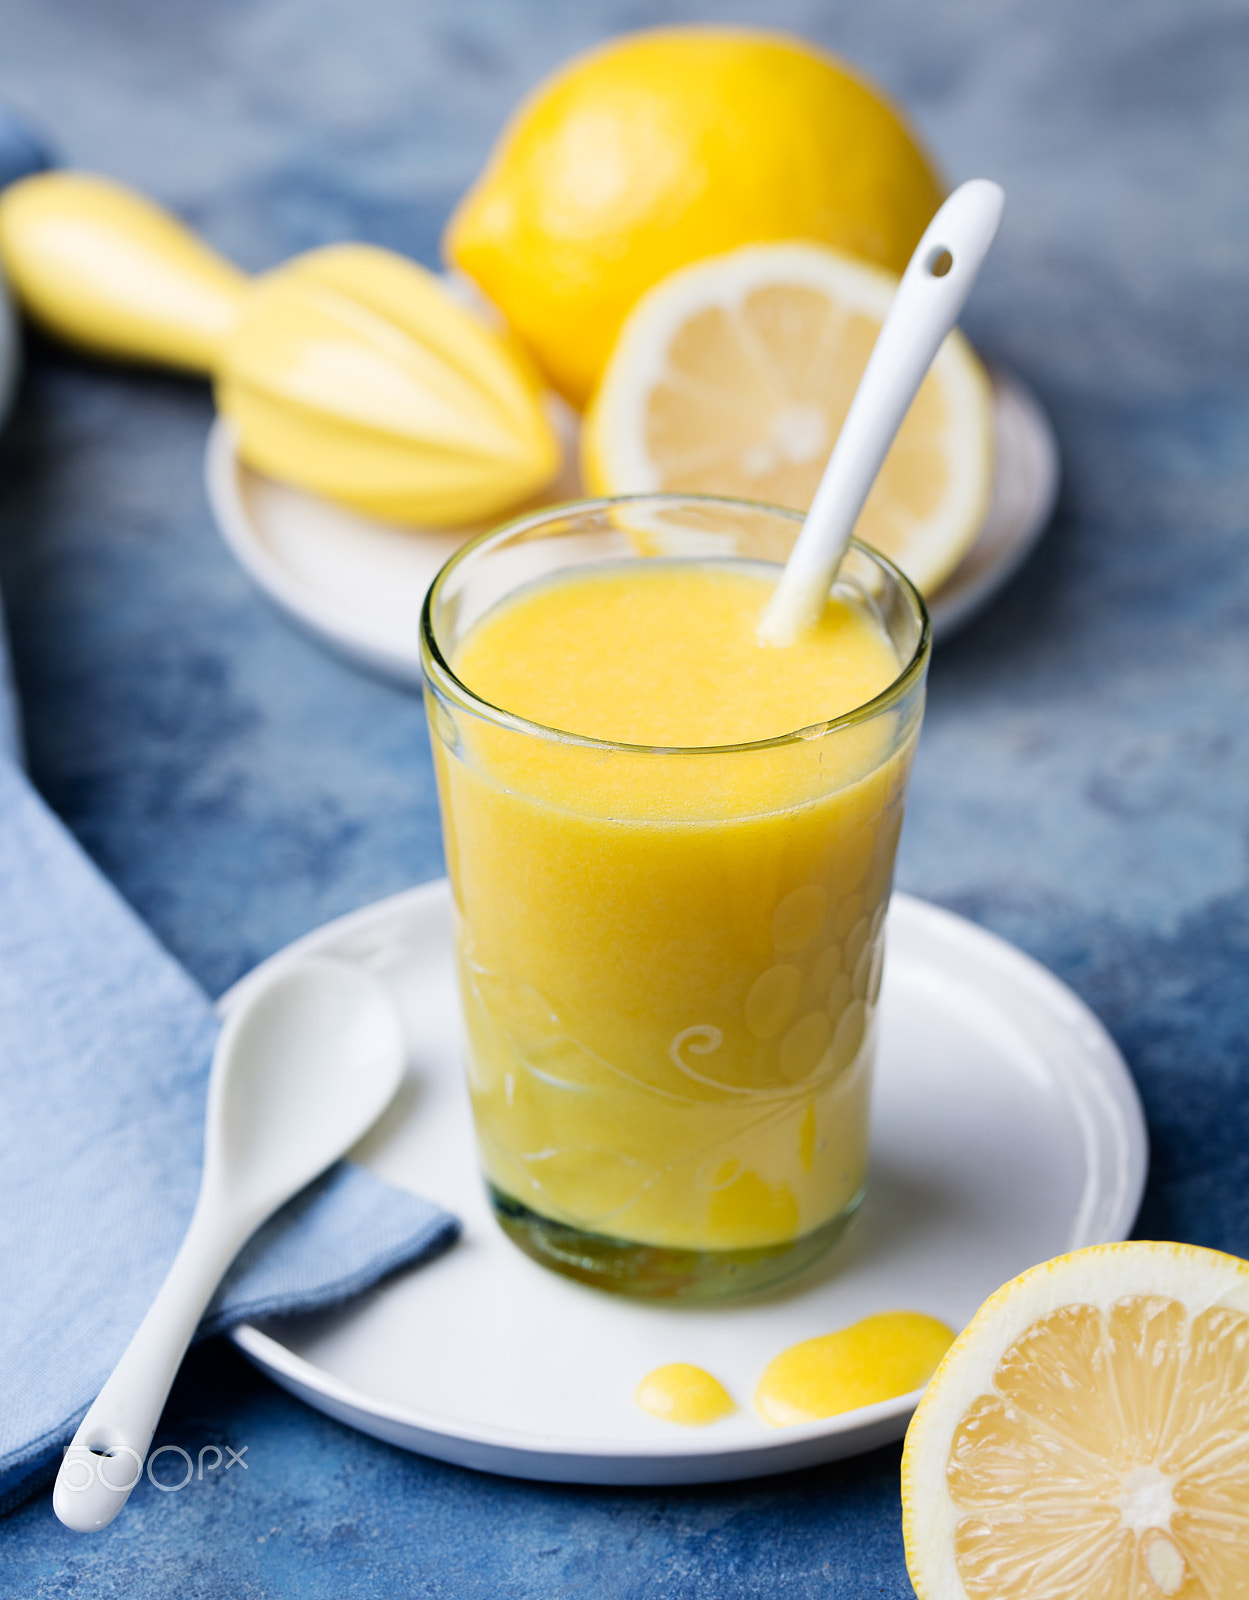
[53,957,405,1533]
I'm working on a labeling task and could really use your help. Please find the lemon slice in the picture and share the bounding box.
[582,242,993,596]
[902,1241,1249,1600]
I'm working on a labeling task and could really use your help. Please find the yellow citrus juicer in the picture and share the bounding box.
[0,171,560,526]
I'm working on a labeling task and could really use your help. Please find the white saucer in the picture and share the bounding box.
[225,880,1145,1486]
[204,367,1058,689]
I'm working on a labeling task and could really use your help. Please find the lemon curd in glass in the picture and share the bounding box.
[421,497,929,1298]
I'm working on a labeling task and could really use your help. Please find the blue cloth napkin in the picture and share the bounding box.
[0,198,459,1504]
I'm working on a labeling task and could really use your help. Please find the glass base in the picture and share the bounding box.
[488,1184,864,1302]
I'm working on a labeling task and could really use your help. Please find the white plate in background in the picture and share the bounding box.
[226,880,1144,1486]
[205,367,1059,689]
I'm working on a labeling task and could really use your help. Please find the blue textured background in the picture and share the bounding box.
[1,0,1247,1592]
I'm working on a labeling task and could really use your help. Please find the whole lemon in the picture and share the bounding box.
[444,27,944,408]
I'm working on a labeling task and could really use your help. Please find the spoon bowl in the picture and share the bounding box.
[205,960,407,1225]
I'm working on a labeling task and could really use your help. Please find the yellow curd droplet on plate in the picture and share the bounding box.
[756,1311,955,1428]
[636,1364,736,1427]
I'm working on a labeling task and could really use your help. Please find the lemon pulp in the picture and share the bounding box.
[947,1296,1249,1598]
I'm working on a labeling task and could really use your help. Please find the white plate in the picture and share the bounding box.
[226,881,1145,1486]
[204,367,1058,688]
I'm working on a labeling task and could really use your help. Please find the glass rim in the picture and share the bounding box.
[419,492,932,758]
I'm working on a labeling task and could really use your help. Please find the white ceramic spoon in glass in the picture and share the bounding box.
[758,178,1005,646]
[53,956,405,1533]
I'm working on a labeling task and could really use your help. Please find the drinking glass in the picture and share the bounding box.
[421,495,930,1299]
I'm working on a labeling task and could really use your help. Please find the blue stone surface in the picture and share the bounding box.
[1,0,1247,1591]
[0,103,52,190]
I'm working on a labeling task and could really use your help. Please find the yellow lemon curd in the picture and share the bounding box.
[756,1312,955,1427]
[433,561,916,1253]
[636,1364,737,1427]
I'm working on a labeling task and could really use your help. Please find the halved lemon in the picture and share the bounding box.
[902,1241,1249,1599]
[581,242,993,596]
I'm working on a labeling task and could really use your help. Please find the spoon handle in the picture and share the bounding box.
[758,179,1004,646]
[53,1203,245,1533]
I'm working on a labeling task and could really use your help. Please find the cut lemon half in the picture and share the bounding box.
[582,242,993,596]
[902,1241,1249,1600]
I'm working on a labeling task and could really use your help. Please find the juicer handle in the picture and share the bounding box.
[0,171,247,374]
